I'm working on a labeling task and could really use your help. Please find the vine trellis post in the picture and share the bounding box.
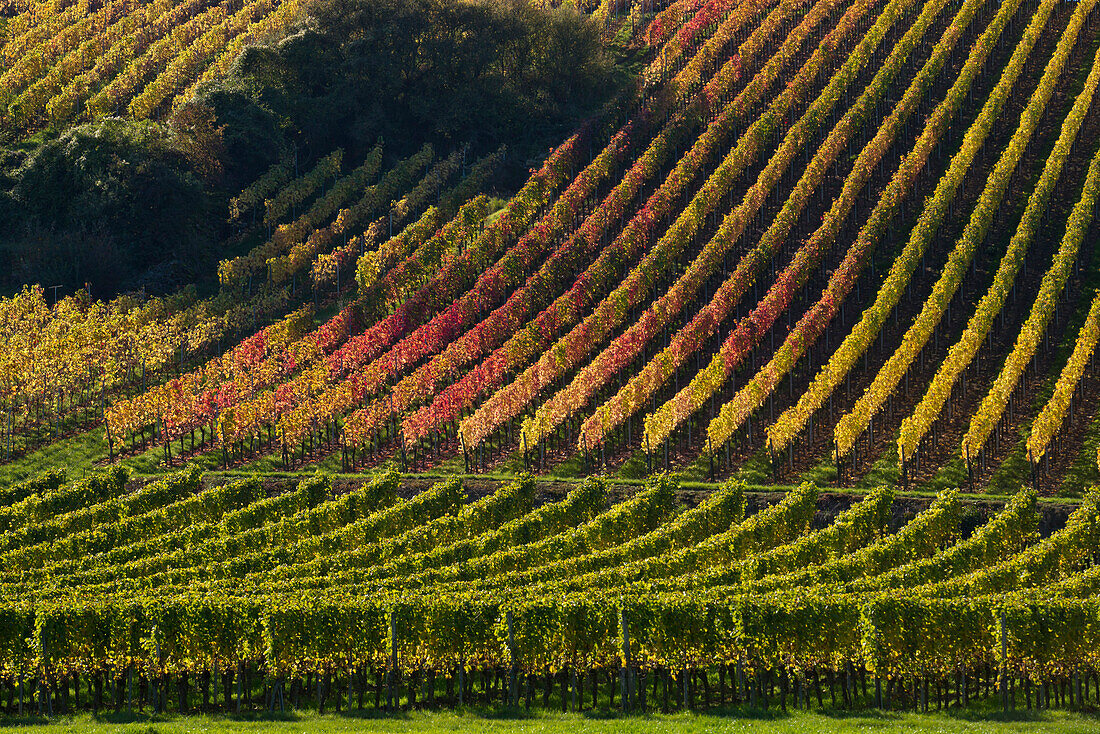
[620,605,633,712]
[506,610,517,707]
[387,611,398,711]
[1000,608,1008,713]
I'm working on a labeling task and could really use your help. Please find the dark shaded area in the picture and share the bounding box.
[199,0,623,187]
[0,118,218,296]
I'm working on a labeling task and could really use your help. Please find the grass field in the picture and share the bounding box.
[6,709,1100,733]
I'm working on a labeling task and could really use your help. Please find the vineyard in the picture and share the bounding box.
[5,0,1100,722]
[0,0,307,132]
[0,468,1099,716]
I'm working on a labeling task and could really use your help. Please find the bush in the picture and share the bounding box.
[203,0,622,178]
[0,118,217,295]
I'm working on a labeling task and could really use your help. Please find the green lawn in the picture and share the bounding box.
[3,709,1098,733]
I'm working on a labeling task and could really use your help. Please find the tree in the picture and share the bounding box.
[1,118,216,295]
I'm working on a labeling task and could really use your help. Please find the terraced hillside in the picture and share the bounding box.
[6,0,1100,498]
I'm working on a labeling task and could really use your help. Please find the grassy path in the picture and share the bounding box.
[5,709,1099,733]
